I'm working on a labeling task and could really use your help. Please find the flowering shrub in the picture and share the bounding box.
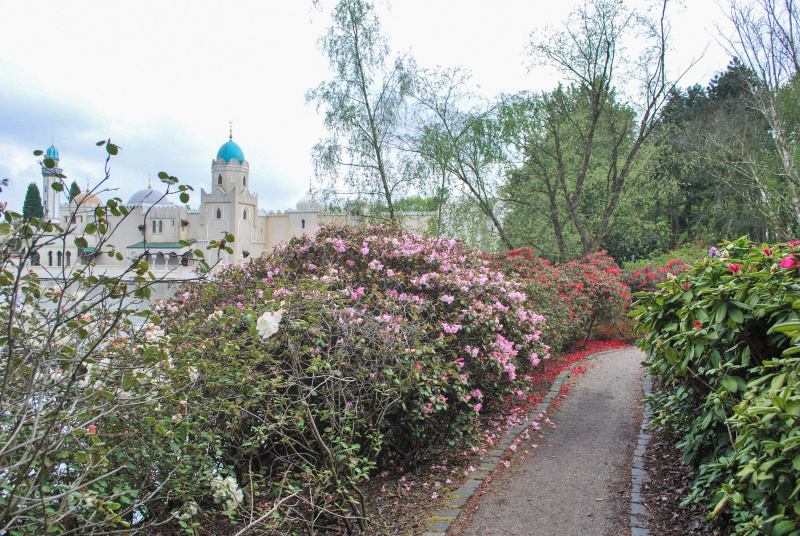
[487,249,630,351]
[633,237,800,534]
[152,224,551,531]
[622,258,690,293]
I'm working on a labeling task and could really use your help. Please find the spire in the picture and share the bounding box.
[229,120,233,140]
[86,178,90,192]
[309,178,313,194]
[148,173,152,189]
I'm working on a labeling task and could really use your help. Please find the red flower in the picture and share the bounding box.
[728,263,743,275]
[789,240,800,247]
[694,320,702,330]
[763,248,773,256]
[87,424,97,434]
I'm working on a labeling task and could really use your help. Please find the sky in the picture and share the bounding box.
[0,0,735,214]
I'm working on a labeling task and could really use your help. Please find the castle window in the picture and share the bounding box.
[48,251,53,266]
[243,208,248,220]
[152,220,157,233]
[301,219,306,229]
[216,208,222,219]
[217,174,222,185]
[57,251,63,267]
[158,220,163,233]
[66,251,71,267]
[243,176,247,187]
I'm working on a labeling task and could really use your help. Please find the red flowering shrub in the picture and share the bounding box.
[623,258,690,293]
[487,249,630,350]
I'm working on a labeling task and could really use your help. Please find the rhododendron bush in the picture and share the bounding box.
[634,238,800,535]
[487,248,631,351]
[153,224,551,531]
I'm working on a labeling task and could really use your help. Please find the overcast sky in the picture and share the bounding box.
[0,0,734,214]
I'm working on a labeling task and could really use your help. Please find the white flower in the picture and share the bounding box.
[256,310,283,339]
[210,475,244,513]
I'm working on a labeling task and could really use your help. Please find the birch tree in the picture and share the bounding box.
[308,0,413,221]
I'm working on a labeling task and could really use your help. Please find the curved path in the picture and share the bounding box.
[447,348,646,536]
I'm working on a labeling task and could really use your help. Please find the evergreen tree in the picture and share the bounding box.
[22,183,44,220]
[69,181,81,201]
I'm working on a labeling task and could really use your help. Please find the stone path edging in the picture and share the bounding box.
[631,372,654,535]
[421,348,624,536]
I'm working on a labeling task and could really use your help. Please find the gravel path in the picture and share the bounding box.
[456,348,645,536]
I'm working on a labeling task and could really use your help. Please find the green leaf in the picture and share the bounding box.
[715,302,728,324]
[180,192,189,203]
[155,424,166,435]
[106,143,119,155]
[728,306,744,324]
[721,376,739,393]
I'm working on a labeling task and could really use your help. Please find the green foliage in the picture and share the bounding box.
[151,223,551,531]
[69,181,81,201]
[633,237,800,534]
[22,182,44,220]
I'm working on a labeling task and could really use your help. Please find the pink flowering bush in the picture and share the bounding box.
[155,223,550,530]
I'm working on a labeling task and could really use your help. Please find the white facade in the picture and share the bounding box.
[34,138,350,279]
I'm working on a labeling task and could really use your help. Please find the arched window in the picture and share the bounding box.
[243,208,248,220]
[243,176,247,187]
[48,251,53,266]
[301,219,306,229]
[66,251,71,266]
[158,220,163,233]
[216,208,222,219]
[152,220,157,233]
[217,174,222,185]
[57,251,63,267]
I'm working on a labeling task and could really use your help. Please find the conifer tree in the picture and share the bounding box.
[69,181,81,201]
[22,183,44,220]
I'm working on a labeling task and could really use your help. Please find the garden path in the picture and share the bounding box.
[453,348,645,536]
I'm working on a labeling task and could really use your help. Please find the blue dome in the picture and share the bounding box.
[45,144,59,160]
[216,140,244,163]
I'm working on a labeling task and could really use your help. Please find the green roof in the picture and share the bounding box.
[127,240,196,249]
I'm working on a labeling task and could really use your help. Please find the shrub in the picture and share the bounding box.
[633,237,800,534]
[488,249,630,351]
[154,224,552,531]
[623,257,691,293]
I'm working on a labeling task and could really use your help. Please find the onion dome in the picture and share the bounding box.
[71,192,103,206]
[127,188,173,206]
[216,140,245,163]
[296,191,315,211]
[45,144,59,160]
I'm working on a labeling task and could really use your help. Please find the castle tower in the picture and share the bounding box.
[211,129,249,193]
[42,143,62,220]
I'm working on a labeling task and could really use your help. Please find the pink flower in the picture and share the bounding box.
[728,263,743,275]
[763,248,774,256]
[790,240,800,247]
[87,424,96,434]
[780,255,797,269]
[236,302,244,309]
[473,403,482,413]
[440,294,455,304]
[361,246,370,255]
[431,492,439,499]
[346,259,355,265]
[694,319,702,330]
[386,269,395,276]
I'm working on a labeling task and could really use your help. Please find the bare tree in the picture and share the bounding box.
[723,0,800,228]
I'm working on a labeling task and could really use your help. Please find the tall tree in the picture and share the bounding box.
[409,68,514,250]
[722,0,800,231]
[514,0,673,257]
[22,183,43,220]
[68,181,81,201]
[308,0,413,221]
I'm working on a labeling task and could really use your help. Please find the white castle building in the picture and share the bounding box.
[34,136,379,279]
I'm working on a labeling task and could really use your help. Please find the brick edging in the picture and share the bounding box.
[421,348,622,536]
[630,372,654,535]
